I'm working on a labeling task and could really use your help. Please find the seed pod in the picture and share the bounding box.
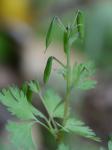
[46,17,56,50]
[76,11,84,39]
[43,56,53,84]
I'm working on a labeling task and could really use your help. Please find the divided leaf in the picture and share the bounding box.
[64,118,100,141]
[28,80,40,93]
[6,121,36,150]
[71,62,97,90]
[21,83,33,103]
[53,102,65,118]
[43,56,53,84]
[0,86,45,120]
[43,89,64,118]
[46,17,56,49]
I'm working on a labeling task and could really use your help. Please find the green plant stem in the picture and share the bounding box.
[34,119,55,137]
[63,49,71,124]
[56,48,71,143]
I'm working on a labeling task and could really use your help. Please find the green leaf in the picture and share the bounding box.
[71,62,97,90]
[28,80,40,93]
[108,141,112,150]
[46,17,56,49]
[43,56,53,84]
[0,86,45,120]
[43,89,64,118]
[21,83,33,103]
[6,121,36,150]
[69,35,78,47]
[54,102,64,118]
[57,143,70,150]
[56,68,67,80]
[21,83,29,95]
[64,118,100,141]
[76,10,84,39]
[78,80,97,90]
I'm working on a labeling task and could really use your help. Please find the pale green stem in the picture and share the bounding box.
[63,48,71,124]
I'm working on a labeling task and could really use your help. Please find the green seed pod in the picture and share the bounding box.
[76,11,84,39]
[46,17,56,50]
[43,56,53,84]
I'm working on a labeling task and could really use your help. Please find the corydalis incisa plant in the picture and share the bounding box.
[0,10,100,150]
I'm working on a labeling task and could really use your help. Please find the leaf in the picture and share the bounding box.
[78,80,97,90]
[46,17,56,49]
[6,121,36,150]
[76,10,84,39]
[28,80,40,93]
[54,102,64,118]
[69,35,78,47]
[108,141,112,150]
[43,89,64,118]
[64,118,100,141]
[43,56,53,84]
[21,83,33,103]
[71,62,97,90]
[21,83,29,95]
[57,143,70,150]
[56,68,67,80]
[0,86,45,120]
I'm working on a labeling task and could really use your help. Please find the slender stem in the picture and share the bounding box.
[35,118,49,131]
[63,48,71,124]
[56,47,71,143]
[34,119,55,137]
[52,56,66,68]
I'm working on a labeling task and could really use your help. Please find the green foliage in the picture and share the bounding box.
[0,86,45,120]
[0,10,101,150]
[71,62,97,90]
[6,121,35,150]
[28,80,40,93]
[64,118,100,141]
[43,89,64,118]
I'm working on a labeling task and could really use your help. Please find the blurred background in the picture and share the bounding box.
[0,0,112,149]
